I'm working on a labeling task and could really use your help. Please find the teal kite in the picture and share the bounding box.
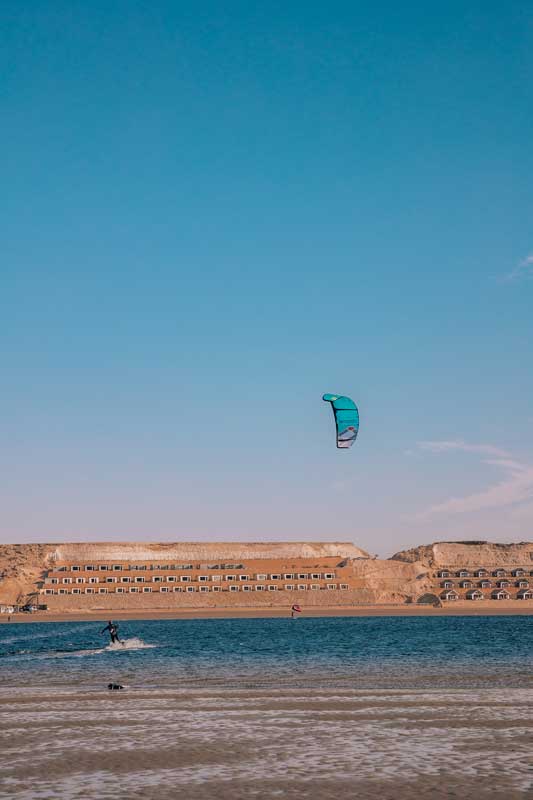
[322,394,359,449]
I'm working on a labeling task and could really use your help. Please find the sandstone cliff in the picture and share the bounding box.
[392,541,533,569]
[49,541,370,564]
[3,539,530,608]
[0,541,368,604]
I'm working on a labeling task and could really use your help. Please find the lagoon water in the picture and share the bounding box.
[1,616,533,799]
[1,615,533,689]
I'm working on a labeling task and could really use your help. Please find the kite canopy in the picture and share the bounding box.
[322,393,359,449]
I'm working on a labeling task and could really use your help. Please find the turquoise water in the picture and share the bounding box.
[1,615,532,690]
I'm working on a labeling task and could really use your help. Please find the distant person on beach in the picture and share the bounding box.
[291,604,301,619]
[101,620,121,644]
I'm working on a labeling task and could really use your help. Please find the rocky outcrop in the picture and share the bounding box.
[0,544,54,605]
[392,541,533,569]
[349,558,432,603]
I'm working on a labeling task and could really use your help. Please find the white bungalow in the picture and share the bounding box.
[438,570,451,578]
[441,581,454,589]
[475,569,488,578]
[512,569,525,577]
[457,570,470,578]
[492,589,510,600]
[479,580,492,589]
[493,569,506,578]
[496,580,510,589]
[459,580,472,589]
[440,590,459,601]
[516,580,529,588]
[517,589,533,600]
[466,589,484,601]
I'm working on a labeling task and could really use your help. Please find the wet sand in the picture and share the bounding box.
[1,686,532,799]
[3,602,533,623]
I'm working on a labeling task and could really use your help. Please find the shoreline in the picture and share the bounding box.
[3,602,533,623]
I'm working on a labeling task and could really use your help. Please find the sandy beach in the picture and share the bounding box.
[1,685,532,799]
[3,601,533,624]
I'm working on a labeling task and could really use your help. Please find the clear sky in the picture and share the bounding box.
[1,1,532,555]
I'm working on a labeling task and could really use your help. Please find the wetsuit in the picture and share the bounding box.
[101,622,120,644]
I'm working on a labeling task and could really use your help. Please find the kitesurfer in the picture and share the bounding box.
[101,620,121,644]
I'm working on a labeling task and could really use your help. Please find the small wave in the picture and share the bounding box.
[55,637,155,658]
[105,637,155,652]
[26,637,156,660]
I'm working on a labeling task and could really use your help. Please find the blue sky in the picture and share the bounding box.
[1,1,532,555]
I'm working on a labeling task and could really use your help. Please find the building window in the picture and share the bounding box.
[326,584,336,590]
[284,574,293,580]
[50,578,59,585]
[186,586,195,593]
[297,584,307,591]
[212,586,220,592]
[297,574,307,580]
[268,585,277,591]
[284,584,294,590]
[226,575,236,581]
[99,565,108,571]
[270,574,281,580]
[116,587,125,594]
[255,585,265,591]
[89,577,99,584]
[72,566,80,572]
[76,577,85,584]
[135,577,145,583]
[239,575,249,581]
[310,584,320,590]
[311,573,320,580]
[85,588,95,594]
[62,578,72,584]
[113,565,122,571]
[143,587,152,593]
[229,585,239,592]
[167,576,176,582]
[153,576,163,583]
[211,575,221,582]
[45,589,54,595]
[181,576,191,583]
[58,589,68,595]
[98,588,107,594]
[106,577,117,583]
[160,586,169,593]
[324,573,334,580]
[71,588,80,594]
[121,577,131,583]
[256,574,267,581]
[129,587,139,593]
[340,584,349,590]
[199,586,209,593]
[242,585,251,591]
